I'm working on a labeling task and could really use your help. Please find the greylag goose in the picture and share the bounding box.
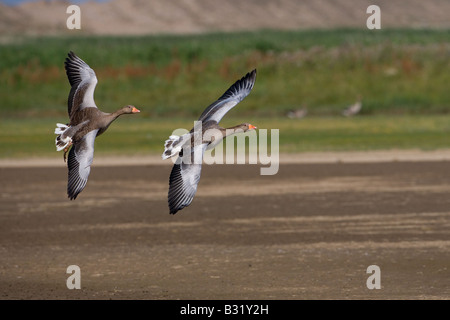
[287,107,308,119]
[55,51,140,200]
[162,69,257,214]
[342,96,362,117]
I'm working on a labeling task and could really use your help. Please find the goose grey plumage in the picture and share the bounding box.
[342,96,362,117]
[55,51,140,200]
[287,107,308,119]
[162,69,257,214]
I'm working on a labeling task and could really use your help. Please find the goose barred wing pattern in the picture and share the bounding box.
[67,129,98,200]
[168,144,207,214]
[65,51,99,117]
[198,69,256,124]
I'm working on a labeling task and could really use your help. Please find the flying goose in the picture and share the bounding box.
[287,107,308,119]
[342,96,362,117]
[162,69,258,214]
[55,51,140,200]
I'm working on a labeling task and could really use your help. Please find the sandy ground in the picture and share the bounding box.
[1,149,450,167]
[0,154,449,300]
[1,0,450,36]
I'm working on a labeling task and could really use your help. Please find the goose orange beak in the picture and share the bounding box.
[249,124,257,130]
[132,107,140,113]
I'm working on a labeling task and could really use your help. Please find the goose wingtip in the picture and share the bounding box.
[169,204,180,214]
[68,194,77,200]
[245,69,257,84]
[169,204,185,215]
[248,69,257,78]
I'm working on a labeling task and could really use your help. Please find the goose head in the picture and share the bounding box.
[240,123,257,132]
[122,105,141,114]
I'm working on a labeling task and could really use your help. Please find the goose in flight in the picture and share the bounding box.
[55,51,140,200]
[287,107,308,119]
[162,70,258,214]
[342,96,362,117]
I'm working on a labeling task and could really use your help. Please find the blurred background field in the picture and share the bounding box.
[0,22,449,158]
[1,115,449,158]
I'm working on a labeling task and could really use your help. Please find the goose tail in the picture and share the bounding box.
[162,135,183,159]
[55,123,72,151]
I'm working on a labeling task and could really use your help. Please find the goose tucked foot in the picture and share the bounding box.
[63,142,73,162]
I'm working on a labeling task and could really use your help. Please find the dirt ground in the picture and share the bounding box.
[2,0,450,36]
[0,158,449,300]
